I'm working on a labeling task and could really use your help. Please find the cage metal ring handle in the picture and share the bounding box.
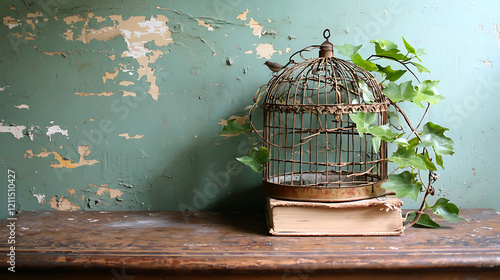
[323,29,330,40]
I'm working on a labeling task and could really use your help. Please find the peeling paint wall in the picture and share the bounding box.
[1,0,499,219]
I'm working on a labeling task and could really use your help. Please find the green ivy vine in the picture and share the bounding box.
[220,37,465,228]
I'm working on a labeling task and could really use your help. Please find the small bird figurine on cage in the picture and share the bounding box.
[264,61,285,72]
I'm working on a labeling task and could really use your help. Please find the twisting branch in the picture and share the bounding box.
[368,55,421,83]
[391,102,423,143]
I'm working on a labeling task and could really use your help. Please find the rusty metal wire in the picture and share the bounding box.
[259,30,391,202]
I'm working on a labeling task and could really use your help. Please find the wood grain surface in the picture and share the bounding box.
[0,209,499,279]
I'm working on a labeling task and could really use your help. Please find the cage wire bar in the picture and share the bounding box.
[260,29,393,202]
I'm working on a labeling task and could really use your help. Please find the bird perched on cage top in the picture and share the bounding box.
[264,61,285,72]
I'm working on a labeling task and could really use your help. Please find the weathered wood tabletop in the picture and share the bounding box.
[0,209,499,279]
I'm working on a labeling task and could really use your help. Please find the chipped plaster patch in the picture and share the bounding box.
[46,125,69,140]
[42,51,68,56]
[14,104,29,110]
[237,9,249,21]
[103,70,119,83]
[33,194,45,204]
[63,15,87,25]
[197,18,214,31]
[119,133,144,139]
[236,10,263,37]
[65,14,173,101]
[25,145,99,168]
[479,60,493,67]
[121,90,136,97]
[494,23,500,47]
[119,81,135,86]
[255,43,277,59]
[246,18,263,37]
[63,29,74,41]
[96,187,123,199]
[244,50,253,54]
[0,123,26,139]
[49,196,80,211]
[75,92,114,96]
[2,16,20,29]
[67,188,76,195]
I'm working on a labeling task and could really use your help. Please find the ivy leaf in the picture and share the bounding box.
[358,80,375,103]
[334,44,362,58]
[388,110,402,129]
[416,48,427,56]
[402,37,416,55]
[429,198,467,223]
[368,124,400,142]
[381,171,422,201]
[376,64,407,82]
[349,112,377,136]
[412,62,431,73]
[406,212,440,228]
[413,80,445,108]
[435,153,444,169]
[219,119,251,136]
[389,146,429,170]
[351,53,378,71]
[371,136,381,153]
[420,122,455,156]
[370,39,398,52]
[236,147,270,173]
[416,153,437,171]
[393,138,410,146]
[382,81,418,103]
[370,39,409,60]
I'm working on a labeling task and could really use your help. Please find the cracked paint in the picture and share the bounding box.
[119,133,144,139]
[24,145,99,168]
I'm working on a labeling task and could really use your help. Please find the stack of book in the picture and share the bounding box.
[266,196,404,236]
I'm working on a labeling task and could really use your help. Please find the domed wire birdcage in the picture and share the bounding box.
[256,29,393,202]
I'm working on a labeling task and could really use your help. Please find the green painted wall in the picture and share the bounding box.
[1,0,499,220]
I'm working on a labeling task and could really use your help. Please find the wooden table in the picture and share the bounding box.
[0,209,499,279]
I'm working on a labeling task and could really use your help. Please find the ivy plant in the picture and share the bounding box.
[220,37,465,228]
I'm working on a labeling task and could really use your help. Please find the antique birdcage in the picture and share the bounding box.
[260,29,392,202]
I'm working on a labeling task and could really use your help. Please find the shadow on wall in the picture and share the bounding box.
[149,117,266,213]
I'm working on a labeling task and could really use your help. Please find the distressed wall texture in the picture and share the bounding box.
[1,0,499,219]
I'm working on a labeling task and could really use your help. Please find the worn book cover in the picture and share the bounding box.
[266,196,404,236]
